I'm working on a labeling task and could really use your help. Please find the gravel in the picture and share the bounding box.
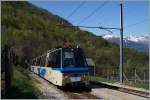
[30,73,68,99]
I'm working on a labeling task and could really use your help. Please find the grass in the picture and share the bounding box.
[4,66,39,99]
[87,76,149,90]
[87,76,117,83]
[124,82,149,90]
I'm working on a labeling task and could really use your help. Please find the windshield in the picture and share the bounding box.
[64,51,75,67]
[63,48,87,68]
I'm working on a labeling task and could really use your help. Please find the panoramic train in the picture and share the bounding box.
[30,47,90,86]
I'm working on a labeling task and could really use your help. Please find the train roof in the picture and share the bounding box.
[32,46,83,60]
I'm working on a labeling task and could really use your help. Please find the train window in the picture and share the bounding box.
[55,50,61,68]
[36,59,38,66]
[63,50,76,68]
[47,50,61,68]
[51,52,56,67]
[47,53,52,67]
[74,48,87,67]
[35,59,37,66]
[40,57,42,66]
[64,52,74,59]
[35,59,38,66]
[38,58,41,66]
[31,60,33,65]
[40,57,43,66]
[33,60,35,65]
[41,56,46,67]
[63,48,87,68]
[45,53,50,67]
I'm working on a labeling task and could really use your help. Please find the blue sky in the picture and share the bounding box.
[30,1,149,37]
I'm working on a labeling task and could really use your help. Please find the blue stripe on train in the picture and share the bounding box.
[52,67,89,72]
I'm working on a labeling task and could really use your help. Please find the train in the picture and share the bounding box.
[30,47,90,86]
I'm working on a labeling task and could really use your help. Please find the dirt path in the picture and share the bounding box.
[30,72,68,99]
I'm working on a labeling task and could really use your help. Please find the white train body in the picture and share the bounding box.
[30,47,89,86]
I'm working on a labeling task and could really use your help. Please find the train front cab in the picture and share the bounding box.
[58,47,89,86]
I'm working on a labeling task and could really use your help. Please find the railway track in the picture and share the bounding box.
[31,72,149,99]
[90,81,149,99]
[65,91,99,99]
[58,84,99,99]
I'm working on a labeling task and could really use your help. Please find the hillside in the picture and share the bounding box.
[1,1,149,80]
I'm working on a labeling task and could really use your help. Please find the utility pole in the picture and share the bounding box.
[143,72,145,83]
[94,63,96,76]
[134,69,137,83]
[120,2,124,83]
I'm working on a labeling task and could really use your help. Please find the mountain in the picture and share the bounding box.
[1,1,149,80]
[102,34,149,53]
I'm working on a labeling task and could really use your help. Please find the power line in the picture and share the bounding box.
[124,19,148,29]
[77,1,107,25]
[57,24,120,34]
[66,1,85,19]
[97,4,119,26]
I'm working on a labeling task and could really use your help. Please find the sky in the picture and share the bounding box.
[30,1,149,37]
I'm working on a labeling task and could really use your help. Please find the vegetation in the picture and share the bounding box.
[1,1,149,89]
[87,76,117,83]
[2,66,39,99]
[125,82,149,90]
[87,76,149,90]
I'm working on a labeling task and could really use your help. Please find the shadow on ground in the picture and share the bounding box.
[89,81,119,90]
[58,84,92,93]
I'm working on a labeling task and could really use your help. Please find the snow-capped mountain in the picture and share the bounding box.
[102,34,149,53]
